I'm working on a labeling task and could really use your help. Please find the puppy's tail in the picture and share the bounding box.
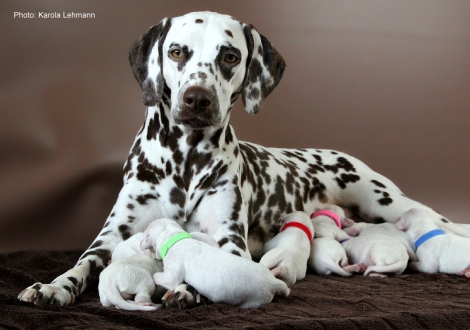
[99,282,158,311]
[328,261,354,276]
[363,260,407,276]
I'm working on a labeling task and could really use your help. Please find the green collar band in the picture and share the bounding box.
[160,232,192,259]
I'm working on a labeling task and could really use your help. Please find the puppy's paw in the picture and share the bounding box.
[458,268,470,278]
[18,282,75,306]
[161,284,211,309]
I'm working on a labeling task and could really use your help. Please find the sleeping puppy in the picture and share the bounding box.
[98,254,163,311]
[141,218,290,308]
[342,222,417,261]
[396,208,470,277]
[341,235,409,277]
[310,204,366,276]
[111,232,146,262]
[259,211,314,285]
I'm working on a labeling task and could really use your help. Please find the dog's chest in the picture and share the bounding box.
[124,132,233,224]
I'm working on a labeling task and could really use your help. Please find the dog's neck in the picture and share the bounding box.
[407,223,442,242]
[414,228,445,250]
[155,225,188,257]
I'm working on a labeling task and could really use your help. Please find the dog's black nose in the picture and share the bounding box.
[183,87,213,112]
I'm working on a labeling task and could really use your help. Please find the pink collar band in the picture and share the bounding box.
[280,222,313,241]
[311,210,342,229]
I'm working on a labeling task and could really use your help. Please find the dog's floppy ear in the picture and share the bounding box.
[241,24,286,114]
[129,18,171,106]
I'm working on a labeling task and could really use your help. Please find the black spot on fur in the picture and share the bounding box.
[378,197,393,206]
[170,187,186,208]
[210,128,224,148]
[88,240,103,249]
[231,250,241,257]
[217,237,229,247]
[118,224,132,240]
[79,248,111,265]
[186,130,204,147]
[165,160,172,176]
[136,193,157,205]
[136,152,166,185]
[371,180,386,188]
[195,19,203,23]
[127,203,134,210]
[229,234,247,251]
[441,218,449,223]
[147,111,161,140]
[225,30,233,37]
[85,259,104,289]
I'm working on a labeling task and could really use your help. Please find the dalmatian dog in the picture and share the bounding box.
[140,218,290,308]
[259,211,314,285]
[18,11,470,307]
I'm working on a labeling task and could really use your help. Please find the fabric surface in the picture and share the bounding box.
[1,250,470,329]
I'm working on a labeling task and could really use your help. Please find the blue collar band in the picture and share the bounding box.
[415,229,445,250]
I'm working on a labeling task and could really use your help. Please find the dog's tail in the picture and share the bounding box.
[326,259,354,277]
[99,282,159,311]
[363,260,407,276]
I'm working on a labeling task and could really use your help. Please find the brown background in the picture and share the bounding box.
[1,0,469,253]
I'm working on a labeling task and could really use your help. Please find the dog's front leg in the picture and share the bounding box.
[189,178,251,259]
[18,180,165,306]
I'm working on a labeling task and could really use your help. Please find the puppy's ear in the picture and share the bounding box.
[395,217,409,231]
[241,24,286,114]
[129,18,171,106]
[342,218,355,228]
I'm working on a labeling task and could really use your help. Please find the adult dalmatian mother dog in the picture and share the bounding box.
[18,11,470,307]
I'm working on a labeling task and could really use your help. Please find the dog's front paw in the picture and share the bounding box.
[161,284,211,309]
[18,282,75,306]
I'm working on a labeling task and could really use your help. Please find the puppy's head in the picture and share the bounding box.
[141,218,184,260]
[313,204,354,228]
[129,11,286,130]
[278,211,314,235]
[395,208,433,232]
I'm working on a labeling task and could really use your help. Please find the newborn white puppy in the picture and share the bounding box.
[343,222,417,261]
[259,211,314,285]
[396,208,470,277]
[99,254,163,311]
[309,204,366,276]
[141,218,290,308]
[111,232,146,262]
[341,234,408,277]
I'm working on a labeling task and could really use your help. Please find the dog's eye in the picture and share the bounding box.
[224,54,239,64]
[170,49,183,59]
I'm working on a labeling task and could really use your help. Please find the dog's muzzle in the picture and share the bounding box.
[174,86,220,129]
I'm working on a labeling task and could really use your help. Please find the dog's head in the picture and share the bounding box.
[395,208,434,233]
[140,218,185,260]
[129,11,286,130]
